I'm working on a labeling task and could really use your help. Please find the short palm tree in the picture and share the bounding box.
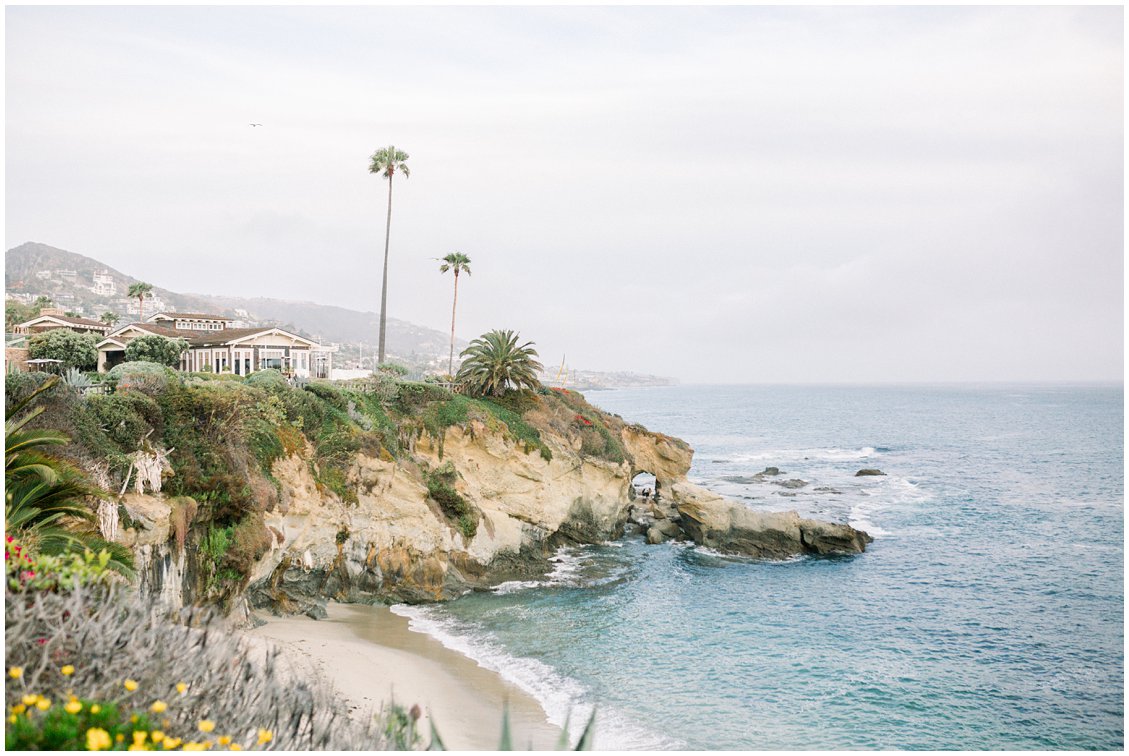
[368,145,410,365]
[455,330,544,397]
[100,311,119,327]
[127,282,153,322]
[5,377,132,573]
[439,253,472,377]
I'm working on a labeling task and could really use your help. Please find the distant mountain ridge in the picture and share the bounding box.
[5,241,675,387]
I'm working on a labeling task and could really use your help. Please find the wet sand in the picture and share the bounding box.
[248,602,562,750]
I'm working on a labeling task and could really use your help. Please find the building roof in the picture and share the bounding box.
[188,327,319,348]
[18,314,111,330]
[100,324,318,350]
[148,312,233,321]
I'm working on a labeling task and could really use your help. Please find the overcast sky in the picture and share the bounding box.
[6,6,1123,383]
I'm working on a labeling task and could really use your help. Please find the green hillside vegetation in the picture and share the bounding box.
[5,368,630,602]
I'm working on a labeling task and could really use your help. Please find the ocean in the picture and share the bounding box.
[392,384,1124,750]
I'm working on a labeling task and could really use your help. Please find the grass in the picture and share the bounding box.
[472,397,553,462]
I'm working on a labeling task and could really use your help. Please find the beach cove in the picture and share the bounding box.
[249,603,563,750]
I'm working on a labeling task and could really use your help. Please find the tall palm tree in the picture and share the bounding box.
[455,330,544,397]
[127,282,153,322]
[438,252,472,377]
[368,145,410,365]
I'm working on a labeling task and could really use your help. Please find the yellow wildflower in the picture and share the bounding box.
[133,731,148,745]
[35,698,51,711]
[60,664,75,676]
[86,727,113,751]
[229,745,242,752]
[8,666,22,679]
[151,731,166,744]
[176,682,188,695]
[257,728,273,744]
[21,694,38,707]
[124,679,139,692]
[217,735,231,746]
[198,719,215,733]
[116,733,126,743]
[150,700,168,714]
[65,700,83,714]
[183,742,208,751]
[91,704,102,714]
[163,737,183,750]
[11,703,26,715]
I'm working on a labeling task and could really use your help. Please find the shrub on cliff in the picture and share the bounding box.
[425,466,477,539]
[245,368,287,390]
[106,361,174,396]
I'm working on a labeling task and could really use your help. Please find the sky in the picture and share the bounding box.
[5,5,1124,384]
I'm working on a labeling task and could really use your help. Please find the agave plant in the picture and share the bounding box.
[61,367,93,390]
[454,330,544,398]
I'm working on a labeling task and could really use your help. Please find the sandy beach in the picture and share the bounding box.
[248,603,563,751]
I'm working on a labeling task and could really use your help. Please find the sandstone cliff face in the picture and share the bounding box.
[249,417,642,608]
[109,399,870,614]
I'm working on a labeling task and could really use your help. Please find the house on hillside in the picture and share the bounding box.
[96,313,332,378]
[14,309,112,337]
[91,271,116,297]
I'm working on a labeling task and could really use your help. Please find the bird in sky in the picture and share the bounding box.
[249,123,262,127]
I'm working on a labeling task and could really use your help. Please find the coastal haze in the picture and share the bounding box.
[5,6,1122,384]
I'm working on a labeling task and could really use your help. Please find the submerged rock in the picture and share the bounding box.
[855,469,886,477]
[775,478,808,489]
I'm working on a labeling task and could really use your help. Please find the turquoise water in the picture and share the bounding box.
[394,385,1124,749]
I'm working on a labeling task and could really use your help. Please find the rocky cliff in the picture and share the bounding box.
[236,393,871,614]
[9,370,869,617]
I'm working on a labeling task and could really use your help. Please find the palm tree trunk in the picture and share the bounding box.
[378,176,394,364]
[448,272,459,376]
[138,297,144,322]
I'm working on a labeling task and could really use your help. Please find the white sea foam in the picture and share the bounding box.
[849,503,893,538]
[848,476,932,537]
[390,604,681,750]
[720,446,879,464]
[490,546,591,595]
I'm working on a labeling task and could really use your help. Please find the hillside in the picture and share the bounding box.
[5,241,674,386]
[5,241,459,368]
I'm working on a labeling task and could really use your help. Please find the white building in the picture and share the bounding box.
[92,271,116,297]
[96,312,332,378]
